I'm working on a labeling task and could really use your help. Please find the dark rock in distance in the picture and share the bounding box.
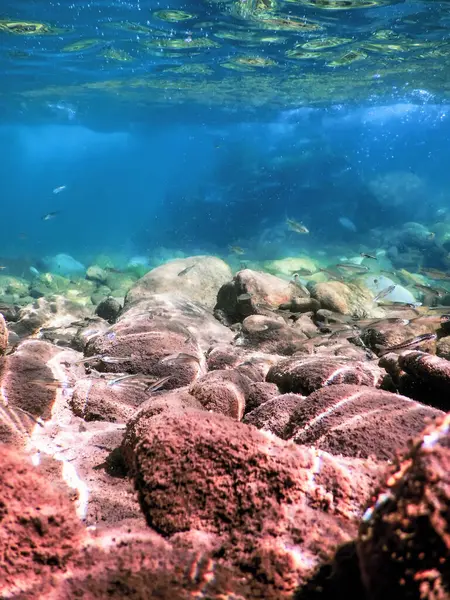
[95,296,122,324]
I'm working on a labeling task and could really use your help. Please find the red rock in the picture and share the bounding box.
[35,523,266,599]
[129,409,383,597]
[122,387,202,469]
[245,381,280,413]
[0,446,83,598]
[267,356,386,395]
[243,393,304,437]
[0,341,84,446]
[399,350,450,397]
[309,281,378,318]
[189,369,252,419]
[283,384,443,460]
[85,318,205,389]
[357,413,450,600]
[235,314,309,355]
[362,321,436,355]
[70,377,149,423]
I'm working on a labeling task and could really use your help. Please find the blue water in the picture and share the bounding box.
[1,0,450,275]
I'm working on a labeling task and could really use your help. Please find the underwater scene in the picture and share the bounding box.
[1,0,450,598]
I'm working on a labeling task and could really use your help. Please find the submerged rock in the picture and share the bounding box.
[282,384,443,460]
[357,413,450,600]
[126,255,232,311]
[267,356,386,395]
[126,408,382,597]
[215,268,308,323]
[0,445,84,596]
[95,296,122,323]
[309,281,380,318]
[42,253,86,277]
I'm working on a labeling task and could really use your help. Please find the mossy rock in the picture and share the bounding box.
[91,285,113,305]
[125,264,151,279]
[0,275,29,297]
[92,254,117,269]
[263,257,319,278]
[105,272,137,292]
[29,273,71,298]
[86,265,109,284]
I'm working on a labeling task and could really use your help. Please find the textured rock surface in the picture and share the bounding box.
[282,384,443,460]
[127,409,382,598]
[234,314,310,355]
[215,268,308,323]
[0,446,83,598]
[357,413,450,600]
[189,369,253,419]
[126,256,232,310]
[309,281,380,318]
[243,393,304,437]
[267,356,386,395]
[95,296,122,323]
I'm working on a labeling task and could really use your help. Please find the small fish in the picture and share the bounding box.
[291,268,314,276]
[420,268,450,281]
[53,185,67,195]
[318,268,344,282]
[229,245,245,255]
[29,266,40,277]
[28,378,70,391]
[42,211,61,221]
[373,285,396,303]
[178,265,195,277]
[0,266,7,270]
[159,352,200,365]
[413,283,445,297]
[73,354,130,365]
[356,317,410,329]
[335,263,370,273]
[237,293,253,302]
[338,217,357,232]
[286,218,309,234]
[360,253,377,260]
[427,232,435,240]
[376,333,437,357]
[104,267,122,274]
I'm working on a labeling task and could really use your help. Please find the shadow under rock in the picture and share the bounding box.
[294,542,367,600]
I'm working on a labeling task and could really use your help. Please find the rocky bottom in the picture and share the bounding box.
[0,256,449,599]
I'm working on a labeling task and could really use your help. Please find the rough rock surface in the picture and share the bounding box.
[234,314,310,355]
[70,377,149,423]
[357,413,450,600]
[398,351,450,410]
[362,320,436,355]
[282,384,443,460]
[267,356,386,395]
[0,341,84,446]
[245,381,280,413]
[309,281,380,318]
[243,393,304,437]
[85,318,206,390]
[127,409,383,598]
[126,256,232,310]
[189,369,253,419]
[8,295,93,339]
[215,268,308,323]
[0,445,84,598]
[95,296,122,323]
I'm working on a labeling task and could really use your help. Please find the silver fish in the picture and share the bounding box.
[376,333,437,357]
[159,352,200,365]
[373,285,396,303]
